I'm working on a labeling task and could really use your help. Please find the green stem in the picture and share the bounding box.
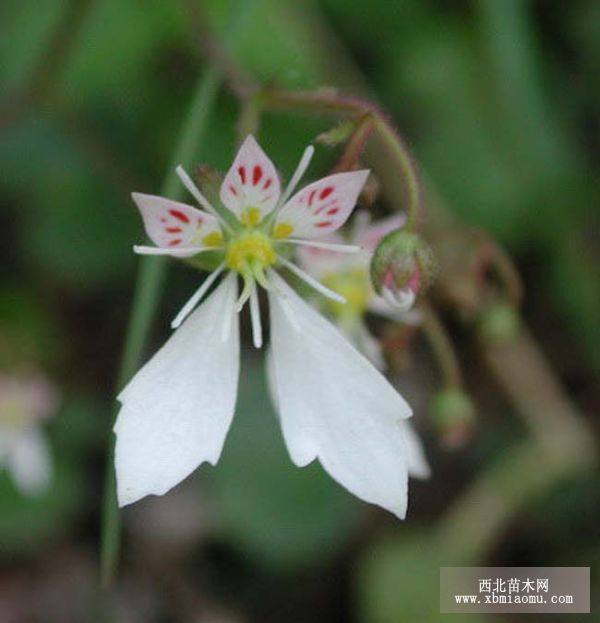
[421,304,463,388]
[331,114,373,173]
[0,0,93,131]
[261,88,422,231]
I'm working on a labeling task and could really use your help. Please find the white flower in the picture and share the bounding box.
[0,374,56,495]
[115,136,415,518]
[298,211,430,478]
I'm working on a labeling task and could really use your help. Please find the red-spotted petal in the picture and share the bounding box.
[296,233,363,278]
[356,213,406,252]
[132,193,223,252]
[274,170,369,239]
[219,135,281,222]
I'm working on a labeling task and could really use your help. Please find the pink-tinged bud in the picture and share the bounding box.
[370,230,437,310]
[429,387,475,449]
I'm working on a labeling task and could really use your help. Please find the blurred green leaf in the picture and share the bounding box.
[209,354,362,570]
[357,531,487,623]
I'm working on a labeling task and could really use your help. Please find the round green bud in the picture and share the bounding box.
[430,387,475,449]
[370,230,437,297]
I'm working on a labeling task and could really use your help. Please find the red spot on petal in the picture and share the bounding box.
[238,166,246,184]
[383,268,395,289]
[263,177,272,190]
[407,270,421,293]
[326,208,339,215]
[315,221,333,228]
[319,186,334,200]
[168,239,182,246]
[252,165,262,185]
[308,190,317,206]
[169,209,189,223]
[229,184,238,196]
[166,227,182,233]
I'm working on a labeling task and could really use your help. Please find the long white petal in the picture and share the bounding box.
[339,321,430,479]
[352,320,386,371]
[267,271,412,519]
[114,273,240,507]
[8,429,51,496]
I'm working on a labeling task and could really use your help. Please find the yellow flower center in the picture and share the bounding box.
[225,231,276,274]
[321,269,371,317]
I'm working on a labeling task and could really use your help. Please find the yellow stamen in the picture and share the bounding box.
[272,222,294,239]
[240,207,262,227]
[202,231,224,247]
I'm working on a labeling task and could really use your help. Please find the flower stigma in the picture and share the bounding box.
[225,229,277,309]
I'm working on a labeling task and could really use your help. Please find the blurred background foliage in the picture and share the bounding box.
[0,0,598,621]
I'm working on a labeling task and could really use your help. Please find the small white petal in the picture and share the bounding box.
[356,213,406,252]
[114,274,240,507]
[7,429,51,496]
[131,192,222,250]
[274,170,369,239]
[219,135,281,219]
[267,272,412,519]
[382,286,415,312]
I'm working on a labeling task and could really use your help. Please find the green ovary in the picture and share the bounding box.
[225,231,276,275]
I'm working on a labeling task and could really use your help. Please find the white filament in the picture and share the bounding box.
[277,256,346,304]
[277,145,315,210]
[171,263,226,329]
[249,283,263,348]
[284,238,362,254]
[175,165,220,218]
[133,245,208,257]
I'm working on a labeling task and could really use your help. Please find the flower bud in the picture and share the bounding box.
[370,230,437,310]
[316,119,362,147]
[429,387,475,449]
